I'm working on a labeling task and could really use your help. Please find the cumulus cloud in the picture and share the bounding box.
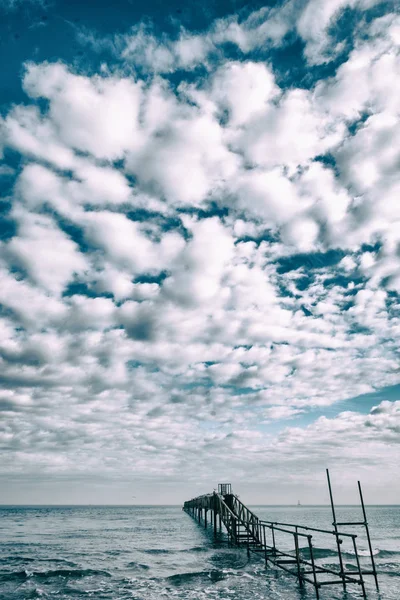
[79,0,394,74]
[22,62,143,160]
[1,0,400,503]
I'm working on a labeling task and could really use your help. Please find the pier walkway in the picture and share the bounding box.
[183,471,379,599]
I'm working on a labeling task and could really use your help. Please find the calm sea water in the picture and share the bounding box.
[0,505,398,600]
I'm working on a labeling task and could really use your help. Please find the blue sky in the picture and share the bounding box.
[0,0,399,505]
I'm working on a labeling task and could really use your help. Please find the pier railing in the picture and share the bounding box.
[183,470,379,599]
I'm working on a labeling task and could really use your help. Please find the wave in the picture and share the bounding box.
[300,546,400,561]
[166,569,226,586]
[0,556,77,568]
[300,547,341,560]
[126,561,150,570]
[143,548,170,554]
[376,549,400,558]
[0,555,36,564]
[0,568,111,583]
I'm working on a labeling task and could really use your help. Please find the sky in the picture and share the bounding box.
[0,0,399,506]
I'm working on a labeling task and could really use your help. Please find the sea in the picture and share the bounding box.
[0,505,399,600]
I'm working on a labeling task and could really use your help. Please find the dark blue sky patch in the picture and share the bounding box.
[323,274,365,289]
[8,262,29,281]
[301,305,313,317]
[276,249,346,274]
[294,275,314,292]
[235,228,280,246]
[263,34,352,91]
[386,291,400,314]
[54,216,92,254]
[360,241,383,254]
[134,271,168,285]
[348,323,373,336]
[348,111,372,136]
[177,202,230,221]
[62,281,113,300]
[0,0,280,111]
[0,302,18,321]
[0,170,17,201]
[0,200,17,241]
[126,208,167,223]
[313,153,339,175]
[0,149,22,196]
[341,299,355,312]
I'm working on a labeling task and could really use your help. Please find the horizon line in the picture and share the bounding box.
[1,503,399,507]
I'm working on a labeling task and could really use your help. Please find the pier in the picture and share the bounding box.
[183,470,379,598]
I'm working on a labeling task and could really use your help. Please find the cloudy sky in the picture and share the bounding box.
[0,0,399,506]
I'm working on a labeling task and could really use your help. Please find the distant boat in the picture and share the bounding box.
[297,500,301,506]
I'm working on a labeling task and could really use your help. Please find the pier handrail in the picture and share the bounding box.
[261,520,358,538]
[183,473,378,600]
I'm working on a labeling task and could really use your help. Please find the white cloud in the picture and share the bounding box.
[23,62,143,160]
[209,61,278,126]
[233,168,302,225]
[297,0,385,64]
[0,2,400,503]
[82,210,185,273]
[162,217,234,306]
[93,0,391,75]
[5,105,78,170]
[126,110,239,206]
[4,212,88,295]
[120,24,213,72]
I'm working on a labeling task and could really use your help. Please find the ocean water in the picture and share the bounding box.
[0,505,398,600]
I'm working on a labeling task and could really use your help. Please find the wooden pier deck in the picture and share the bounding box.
[183,473,379,599]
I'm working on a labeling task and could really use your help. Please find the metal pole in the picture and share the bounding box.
[352,535,366,598]
[271,524,276,554]
[307,535,319,599]
[263,525,268,567]
[294,527,303,586]
[358,480,379,590]
[326,469,346,590]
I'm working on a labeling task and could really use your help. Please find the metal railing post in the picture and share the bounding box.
[308,535,319,600]
[294,527,303,586]
[352,534,366,598]
[358,480,379,590]
[326,469,346,590]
